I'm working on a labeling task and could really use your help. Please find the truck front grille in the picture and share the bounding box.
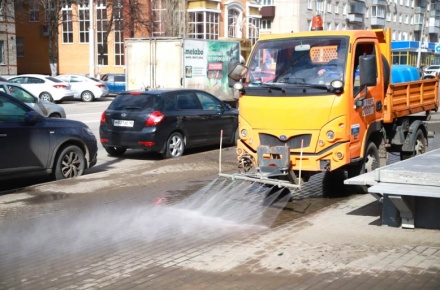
[259,133,311,149]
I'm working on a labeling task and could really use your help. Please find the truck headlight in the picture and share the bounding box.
[326,130,335,140]
[241,129,248,137]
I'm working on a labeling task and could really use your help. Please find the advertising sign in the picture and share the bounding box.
[184,40,240,100]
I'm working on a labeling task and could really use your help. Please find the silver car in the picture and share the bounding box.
[0,82,66,118]
[57,74,109,102]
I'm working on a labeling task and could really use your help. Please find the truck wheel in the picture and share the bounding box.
[362,142,379,173]
[54,145,85,180]
[345,141,380,195]
[400,129,426,160]
[322,169,348,197]
[105,146,126,156]
[162,132,184,159]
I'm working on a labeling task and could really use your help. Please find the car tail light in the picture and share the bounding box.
[101,138,109,143]
[96,84,105,88]
[138,141,155,147]
[100,111,106,123]
[145,111,164,126]
[54,84,67,89]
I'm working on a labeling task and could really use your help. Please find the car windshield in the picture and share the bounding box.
[245,36,348,88]
[109,94,157,111]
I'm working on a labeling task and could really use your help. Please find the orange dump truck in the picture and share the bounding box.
[225,18,439,196]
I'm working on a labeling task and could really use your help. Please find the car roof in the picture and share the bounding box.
[121,89,213,96]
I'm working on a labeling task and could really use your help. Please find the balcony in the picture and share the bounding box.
[261,6,275,19]
[347,0,365,23]
[347,14,364,23]
[370,17,386,27]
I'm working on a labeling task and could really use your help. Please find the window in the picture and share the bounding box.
[152,0,166,36]
[196,92,222,111]
[353,43,375,96]
[29,1,39,22]
[62,4,73,43]
[249,17,260,45]
[16,38,24,58]
[316,0,324,13]
[96,0,108,65]
[177,93,201,110]
[0,41,4,64]
[228,9,240,38]
[79,0,89,43]
[335,2,339,14]
[188,11,219,40]
[307,0,312,9]
[261,19,271,31]
[114,2,124,65]
[260,0,274,4]
[371,5,385,17]
[0,96,27,122]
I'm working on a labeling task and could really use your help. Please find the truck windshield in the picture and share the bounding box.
[246,36,348,88]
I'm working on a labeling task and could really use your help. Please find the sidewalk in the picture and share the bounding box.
[1,188,439,289]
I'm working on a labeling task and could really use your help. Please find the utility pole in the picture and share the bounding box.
[89,0,95,77]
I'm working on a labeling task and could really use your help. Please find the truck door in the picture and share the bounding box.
[348,42,384,159]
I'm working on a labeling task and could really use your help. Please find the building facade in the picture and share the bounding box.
[4,0,440,77]
[0,1,17,76]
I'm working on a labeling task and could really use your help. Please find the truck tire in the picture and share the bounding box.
[400,129,426,160]
[322,169,348,197]
[362,141,380,173]
[344,141,380,195]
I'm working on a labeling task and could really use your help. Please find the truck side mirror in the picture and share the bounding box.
[228,61,248,87]
[359,54,377,87]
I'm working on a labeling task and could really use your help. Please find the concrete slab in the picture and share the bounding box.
[373,149,440,186]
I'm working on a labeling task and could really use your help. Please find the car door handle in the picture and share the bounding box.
[0,133,7,137]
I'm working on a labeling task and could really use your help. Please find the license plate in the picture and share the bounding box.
[113,119,134,127]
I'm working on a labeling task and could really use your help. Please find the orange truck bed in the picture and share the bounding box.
[383,77,439,123]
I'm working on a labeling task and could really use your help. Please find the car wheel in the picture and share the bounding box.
[54,145,85,180]
[162,132,184,159]
[81,90,95,102]
[39,92,54,103]
[49,113,61,118]
[104,146,126,156]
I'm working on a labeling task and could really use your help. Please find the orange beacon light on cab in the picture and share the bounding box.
[311,15,323,31]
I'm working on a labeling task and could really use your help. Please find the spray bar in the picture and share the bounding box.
[218,129,303,190]
[218,173,301,189]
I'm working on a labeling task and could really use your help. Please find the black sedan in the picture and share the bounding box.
[99,89,238,158]
[0,92,98,181]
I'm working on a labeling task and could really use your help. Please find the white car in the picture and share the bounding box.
[422,65,440,79]
[56,74,109,102]
[8,74,74,103]
[0,81,66,118]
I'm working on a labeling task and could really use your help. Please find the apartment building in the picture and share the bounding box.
[260,0,440,65]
